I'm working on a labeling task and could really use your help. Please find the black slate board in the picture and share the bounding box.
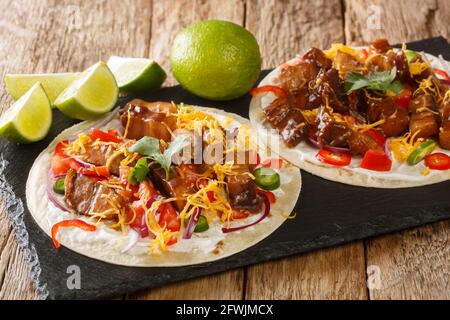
[1,37,449,300]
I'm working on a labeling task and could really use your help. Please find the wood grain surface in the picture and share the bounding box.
[0,0,449,300]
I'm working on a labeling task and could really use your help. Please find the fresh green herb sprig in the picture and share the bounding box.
[128,134,190,181]
[344,67,403,96]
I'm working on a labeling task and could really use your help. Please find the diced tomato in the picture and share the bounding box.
[249,85,288,98]
[231,209,250,220]
[433,68,450,81]
[259,189,276,204]
[79,166,110,178]
[107,129,119,136]
[54,140,69,156]
[316,149,351,167]
[393,85,413,109]
[366,129,386,147]
[424,153,450,170]
[197,178,215,202]
[89,128,122,143]
[358,49,369,61]
[261,158,283,169]
[51,154,81,176]
[158,203,180,232]
[360,150,392,171]
[128,202,145,228]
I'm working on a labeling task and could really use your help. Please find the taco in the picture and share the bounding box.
[249,39,450,188]
[26,99,301,266]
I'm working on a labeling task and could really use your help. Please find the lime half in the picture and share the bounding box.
[54,61,118,120]
[5,73,80,104]
[0,83,52,144]
[107,56,166,94]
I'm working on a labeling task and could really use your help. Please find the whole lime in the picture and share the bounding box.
[171,20,261,101]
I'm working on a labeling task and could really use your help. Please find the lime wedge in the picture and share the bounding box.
[5,73,80,104]
[0,83,52,144]
[54,61,118,120]
[107,56,166,94]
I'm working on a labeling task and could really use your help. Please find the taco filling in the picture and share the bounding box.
[251,39,450,174]
[46,100,290,255]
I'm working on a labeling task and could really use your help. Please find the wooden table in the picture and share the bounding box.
[0,0,449,300]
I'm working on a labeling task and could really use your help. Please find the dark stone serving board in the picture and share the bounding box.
[1,37,449,300]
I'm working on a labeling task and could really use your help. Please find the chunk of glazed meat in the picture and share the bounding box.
[439,121,450,150]
[409,93,437,114]
[302,47,332,70]
[369,38,392,53]
[409,112,439,139]
[226,173,262,213]
[64,169,97,215]
[64,169,132,216]
[150,165,196,212]
[277,60,319,92]
[263,96,306,147]
[82,143,138,176]
[348,131,383,156]
[367,98,409,137]
[120,99,177,142]
[333,51,363,76]
[316,106,353,147]
[394,51,410,81]
[365,52,395,73]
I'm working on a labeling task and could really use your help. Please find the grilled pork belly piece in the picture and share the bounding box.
[64,169,132,216]
[369,38,392,54]
[303,47,332,70]
[263,96,306,147]
[226,170,262,213]
[410,112,439,139]
[150,165,196,212]
[120,99,177,142]
[408,93,437,114]
[439,121,450,149]
[367,98,409,137]
[82,143,138,176]
[277,60,319,93]
[348,131,383,155]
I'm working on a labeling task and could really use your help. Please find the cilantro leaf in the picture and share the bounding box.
[128,157,149,185]
[128,136,160,155]
[345,67,403,95]
[128,134,190,179]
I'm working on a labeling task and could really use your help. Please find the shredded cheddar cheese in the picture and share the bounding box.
[389,131,423,162]
[325,43,357,59]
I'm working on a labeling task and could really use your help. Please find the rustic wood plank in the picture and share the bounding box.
[246,243,368,299]
[344,0,450,45]
[129,270,244,300]
[246,0,345,69]
[132,0,246,299]
[149,0,245,85]
[245,0,368,300]
[366,222,450,299]
[344,0,450,300]
[0,0,152,299]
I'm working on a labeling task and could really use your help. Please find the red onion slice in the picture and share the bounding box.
[307,136,322,149]
[323,145,350,153]
[222,192,270,234]
[183,208,201,239]
[46,170,69,212]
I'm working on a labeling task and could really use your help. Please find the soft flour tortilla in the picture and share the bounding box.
[26,106,301,267]
[249,50,450,188]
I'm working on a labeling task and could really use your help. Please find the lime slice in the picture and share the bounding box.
[0,83,52,144]
[54,61,118,120]
[107,56,166,94]
[5,73,80,104]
